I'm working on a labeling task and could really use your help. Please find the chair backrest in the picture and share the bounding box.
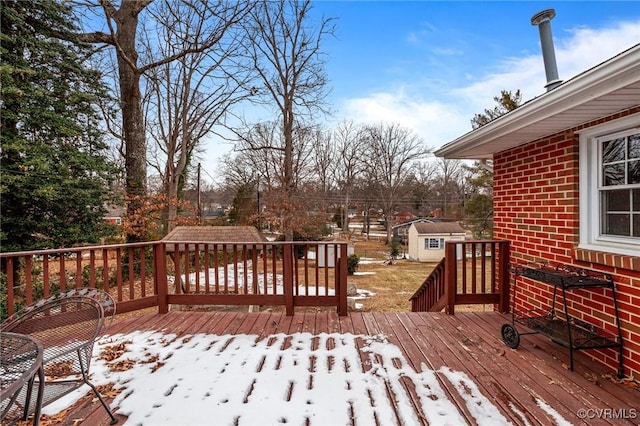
[1,289,116,374]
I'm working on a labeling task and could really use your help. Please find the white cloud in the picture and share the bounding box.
[337,20,640,150]
[339,91,470,149]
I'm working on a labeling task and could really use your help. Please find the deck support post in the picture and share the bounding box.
[154,243,169,314]
[337,244,348,316]
[497,241,510,313]
[283,244,294,316]
[444,242,457,315]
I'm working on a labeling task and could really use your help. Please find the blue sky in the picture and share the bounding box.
[206,1,640,181]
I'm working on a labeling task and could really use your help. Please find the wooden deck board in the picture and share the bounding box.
[473,315,637,424]
[427,311,566,425]
[43,311,639,426]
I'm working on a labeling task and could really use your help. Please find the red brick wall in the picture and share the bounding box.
[493,108,640,378]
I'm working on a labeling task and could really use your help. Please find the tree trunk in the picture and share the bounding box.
[114,3,147,242]
[283,106,294,241]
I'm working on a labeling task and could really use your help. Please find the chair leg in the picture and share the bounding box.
[84,378,118,425]
[78,351,118,424]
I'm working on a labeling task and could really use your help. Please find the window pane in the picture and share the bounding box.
[602,138,625,163]
[634,214,640,238]
[603,213,630,236]
[603,163,625,186]
[634,189,640,211]
[629,160,640,184]
[603,189,630,211]
[629,133,640,159]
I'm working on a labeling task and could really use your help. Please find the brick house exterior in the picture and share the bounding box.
[436,45,640,377]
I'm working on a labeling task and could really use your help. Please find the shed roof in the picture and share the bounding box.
[163,226,268,243]
[162,226,268,252]
[412,222,466,235]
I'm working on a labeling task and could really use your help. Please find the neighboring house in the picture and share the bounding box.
[392,218,435,244]
[435,44,640,377]
[103,204,125,226]
[407,222,466,262]
[392,211,415,225]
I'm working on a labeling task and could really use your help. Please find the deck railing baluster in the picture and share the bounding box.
[0,241,349,319]
[411,240,510,314]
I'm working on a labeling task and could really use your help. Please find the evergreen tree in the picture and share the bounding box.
[1,0,118,251]
[465,90,522,237]
[471,90,522,129]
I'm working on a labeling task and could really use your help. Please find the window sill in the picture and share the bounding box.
[574,247,640,271]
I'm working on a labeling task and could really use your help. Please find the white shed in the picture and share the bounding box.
[316,241,355,267]
[407,222,466,262]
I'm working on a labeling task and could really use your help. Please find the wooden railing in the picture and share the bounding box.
[0,241,349,320]
[410,240,510,314]
[410,258,446,312]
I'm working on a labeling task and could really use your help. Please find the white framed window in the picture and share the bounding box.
[424,238,445,249]
[579,114,640,256]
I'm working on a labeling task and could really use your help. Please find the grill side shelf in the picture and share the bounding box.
[519,265,612,288]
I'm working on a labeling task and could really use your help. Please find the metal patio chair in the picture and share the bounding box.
[1,288,118,424]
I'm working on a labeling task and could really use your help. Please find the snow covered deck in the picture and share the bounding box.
[48,311,638,425]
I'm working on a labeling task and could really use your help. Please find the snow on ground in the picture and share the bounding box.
[353,271,376,276]
[169,262,336,296]
[41,330,548,426]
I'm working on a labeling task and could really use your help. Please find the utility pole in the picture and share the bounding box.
[197,163,202,223]
[257,180,262,231]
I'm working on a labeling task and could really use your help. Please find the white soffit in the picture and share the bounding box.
[435,44,640,160]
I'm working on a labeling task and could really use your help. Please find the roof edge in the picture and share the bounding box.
[435,43,640,159]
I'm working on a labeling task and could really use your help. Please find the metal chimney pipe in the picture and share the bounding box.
[531,9,562,91]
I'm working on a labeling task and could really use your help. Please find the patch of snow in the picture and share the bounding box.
[44,331,517,426]
[509,402,533,426]
[437,366,512,425]
[535,398,572,426]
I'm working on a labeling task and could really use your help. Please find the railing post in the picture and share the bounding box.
[154,243,169,314]
[283,243,294,316]
[444,242,457,315]
[337,243,348,316]
[498,241,511,313]
[6,258,16,317]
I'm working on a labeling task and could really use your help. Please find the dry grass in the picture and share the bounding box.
[349,239,436,312]
[348,239,495,313]
[351,259,436,312]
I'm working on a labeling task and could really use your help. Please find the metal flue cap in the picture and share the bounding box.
[531,9,556,26]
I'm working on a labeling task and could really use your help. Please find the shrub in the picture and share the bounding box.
[347,254,359,275]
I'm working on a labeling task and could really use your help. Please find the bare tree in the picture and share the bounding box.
[362,123,429,243]
[410,160,439,215]
[76,0,251,240]
[434,157,465,219]
[332,121,366,233]
[143,1,252,232]
[308,128,335,220]
[243,0,334,240]
[227,121,318,236]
